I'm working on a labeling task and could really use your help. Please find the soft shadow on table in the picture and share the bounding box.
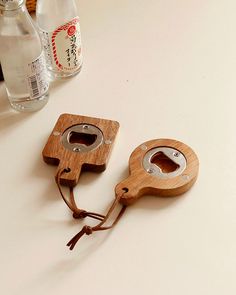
[0,84,33,132]
[28,156,112,289]
[133,193,184,212]
[27,233,109,293]
[28,206,112,292]
[113,167,184,212]
[47,74,77,95]
[30,155,183,277]
[28,168,184,290]
[33,155,61,202]
[49,78,67,92]
[0,78,68,132]
[31,152,113,237]
[24,228,108,295]
[33,152,106,206]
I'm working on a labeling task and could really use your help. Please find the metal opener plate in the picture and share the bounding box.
[61,124,104,153]
[143,147,187,179]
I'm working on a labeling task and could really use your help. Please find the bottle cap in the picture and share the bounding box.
[0,0,24,9]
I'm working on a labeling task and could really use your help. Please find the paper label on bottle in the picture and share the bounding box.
[40,17,82,73]
[27,53,49,99]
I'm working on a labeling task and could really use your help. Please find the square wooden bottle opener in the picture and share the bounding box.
[42,114,119,187]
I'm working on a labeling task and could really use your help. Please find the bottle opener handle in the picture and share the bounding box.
[115,139,199,205]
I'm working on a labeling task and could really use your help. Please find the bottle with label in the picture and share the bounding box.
[0,0,49,112]
[36,0,83,79]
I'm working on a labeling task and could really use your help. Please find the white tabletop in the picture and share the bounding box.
[0,0,235,294]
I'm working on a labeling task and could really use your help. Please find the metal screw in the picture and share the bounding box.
[147,168,154,174]
[73,147,81,152]
[105,139,112,145]
[141,144,148,151]
[182,174,190,181]
[83,125,89,129]
[173,152,180,157]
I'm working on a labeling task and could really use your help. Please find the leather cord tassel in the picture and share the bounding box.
[56,168,105,221]
[67,196,126,250]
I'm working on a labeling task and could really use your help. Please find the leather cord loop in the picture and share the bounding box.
[55,168,105,221]
[55,168,127,251]
[67,195,127,250]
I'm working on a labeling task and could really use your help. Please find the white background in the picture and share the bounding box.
[0,0,235,294]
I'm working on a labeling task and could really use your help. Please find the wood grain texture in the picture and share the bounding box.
[42,114,119,187]
[115,139,199,206]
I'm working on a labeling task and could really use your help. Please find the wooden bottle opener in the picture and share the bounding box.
[65,138,199,250]
[42,118,199,251]
[42,114,119,187]
[115,139,199,205]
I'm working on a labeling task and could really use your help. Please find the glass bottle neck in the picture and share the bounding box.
[0,0,24,11]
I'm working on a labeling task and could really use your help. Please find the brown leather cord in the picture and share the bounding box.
[55,167,127,251]
[67,194,127,250]
[56,168,105,222]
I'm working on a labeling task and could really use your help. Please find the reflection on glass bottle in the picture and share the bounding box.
[0,63,3,81]
[36,0,83,79]
[0,0,49,112]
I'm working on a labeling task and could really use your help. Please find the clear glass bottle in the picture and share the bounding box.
[0,62,3,81]
[36,0,83,79]
[0,0,49,112]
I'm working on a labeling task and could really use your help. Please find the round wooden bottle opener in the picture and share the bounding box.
[115,139,199,206]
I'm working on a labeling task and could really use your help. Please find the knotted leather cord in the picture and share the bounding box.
[56,168,105,221]
[56,167,127,250]
[67,194,127,250]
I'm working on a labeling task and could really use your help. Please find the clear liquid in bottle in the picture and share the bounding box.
[36,0,83,79]
[0,0,49,112]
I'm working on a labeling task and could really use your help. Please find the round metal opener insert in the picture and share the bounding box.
[143,147,187,179]
[61,124,104,153]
